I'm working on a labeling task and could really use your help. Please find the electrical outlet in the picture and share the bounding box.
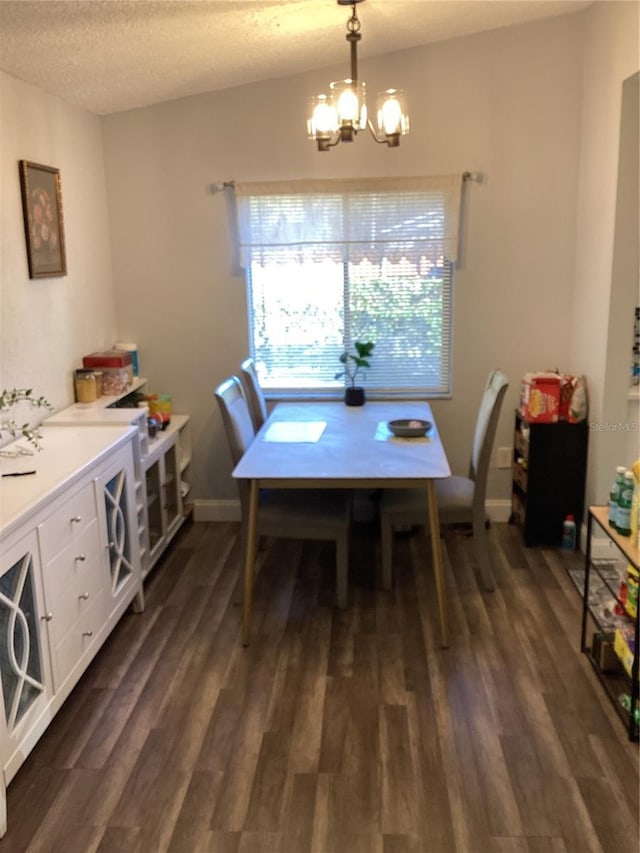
[497,447,512,468]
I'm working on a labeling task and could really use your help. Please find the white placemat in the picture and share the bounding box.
[262,421,327,443]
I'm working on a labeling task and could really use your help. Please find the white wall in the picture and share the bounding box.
[570,0,639,505]
[0,73,118,413]
[1,3,637,519]
[101,12,586,512]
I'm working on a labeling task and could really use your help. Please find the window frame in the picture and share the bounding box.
[235,175,462,401]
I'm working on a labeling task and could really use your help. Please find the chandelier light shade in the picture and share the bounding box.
[307,0,410,151]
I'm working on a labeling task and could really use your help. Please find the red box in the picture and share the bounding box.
[83,350,132,369]
[520,372,561,423]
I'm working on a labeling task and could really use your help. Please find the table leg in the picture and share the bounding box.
[242,479,260,646]
[426,480,449,648]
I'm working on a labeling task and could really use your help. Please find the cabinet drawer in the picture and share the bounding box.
[51,587,108,690]
[39,481,98,565]
[44,521,104,646]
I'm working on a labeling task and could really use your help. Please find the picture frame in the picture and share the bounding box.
[19,160,67,278]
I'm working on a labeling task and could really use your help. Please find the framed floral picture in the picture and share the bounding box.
[19,160,67,278]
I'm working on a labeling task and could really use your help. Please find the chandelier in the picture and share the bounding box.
[307,0,410,151]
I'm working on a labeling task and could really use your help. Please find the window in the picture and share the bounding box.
[235,176,463,397]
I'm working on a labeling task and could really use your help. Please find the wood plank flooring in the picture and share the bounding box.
[3,519,638,853]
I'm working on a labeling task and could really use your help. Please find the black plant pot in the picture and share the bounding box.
[345,387,366,407]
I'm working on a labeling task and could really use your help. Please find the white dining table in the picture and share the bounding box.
[232,400,451,647]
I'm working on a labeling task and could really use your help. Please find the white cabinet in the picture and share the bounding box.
[0,530,53,803]
[38,479,105,690]
[0,425,143,837]
[46,391,191,580]
[143,415,191,574]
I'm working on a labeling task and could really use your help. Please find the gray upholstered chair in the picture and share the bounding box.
[379,369,509,591]
[214,376,352,608]
[240,357,268,432]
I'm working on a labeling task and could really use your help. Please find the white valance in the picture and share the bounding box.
[234,174,464,267]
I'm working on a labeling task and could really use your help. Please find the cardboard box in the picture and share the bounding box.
[520,372,561,423]
[592,633,621,673]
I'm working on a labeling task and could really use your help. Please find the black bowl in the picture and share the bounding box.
[388,419,432,438]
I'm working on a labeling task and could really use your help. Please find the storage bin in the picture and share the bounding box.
[99,367,132,396]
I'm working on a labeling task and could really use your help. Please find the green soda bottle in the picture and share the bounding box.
[617,471,634,537]
[609,465,626,530]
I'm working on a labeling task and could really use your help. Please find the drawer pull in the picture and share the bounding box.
[71,515,83,523]
[82,630,93,638]
[79,592,90,601]
[41,612,53,622]
[75,554,86,562]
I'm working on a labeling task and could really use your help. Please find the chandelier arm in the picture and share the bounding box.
[366,120,386,144]
[366,120,400,147]
[317,133,343,152]
[367,119,389,145]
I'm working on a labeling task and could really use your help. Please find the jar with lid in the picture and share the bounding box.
[74,369,97,403]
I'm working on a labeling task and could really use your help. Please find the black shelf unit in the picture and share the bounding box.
[510,410,588,547]
[580,506,639,741]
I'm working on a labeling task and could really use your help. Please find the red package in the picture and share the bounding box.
[520,372,561,423]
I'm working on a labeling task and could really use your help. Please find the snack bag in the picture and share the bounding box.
[626,564,639,619]
[568,375,588,422]
[559,374,575,421]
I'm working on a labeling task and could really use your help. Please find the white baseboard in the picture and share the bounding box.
[193,499,241,522]
[195,497,516,525]
[588,532,626,559]
[486,499,512,523]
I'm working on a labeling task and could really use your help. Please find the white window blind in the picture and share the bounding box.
[234,175,463,397]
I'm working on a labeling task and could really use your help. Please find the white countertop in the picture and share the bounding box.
[0,424,137,540]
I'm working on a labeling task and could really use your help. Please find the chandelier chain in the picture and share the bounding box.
[347,5,361,35]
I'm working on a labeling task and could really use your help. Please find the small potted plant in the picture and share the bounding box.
[0,387,52,450]
[335,340,375,406]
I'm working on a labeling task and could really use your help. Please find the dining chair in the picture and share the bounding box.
[214,376,352,609]
[379,369,509,592]
[239,357,268,432]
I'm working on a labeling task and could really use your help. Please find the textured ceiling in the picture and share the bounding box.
[0,0,592,115]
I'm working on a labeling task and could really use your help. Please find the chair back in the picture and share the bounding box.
[240,357,268,431]
[469,369,509,506]
[214,376,256,466]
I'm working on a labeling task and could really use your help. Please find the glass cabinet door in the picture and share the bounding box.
[0,532,48,737]
[163,443,182,539]
[145,460,163,561]
[103,467,134,595]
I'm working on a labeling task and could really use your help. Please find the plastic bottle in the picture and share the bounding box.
[561,514,577,550]
[114,341,139,377]
[609,465,626,530]
[616,471,634,537]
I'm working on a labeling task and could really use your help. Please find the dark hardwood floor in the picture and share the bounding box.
[4,519,638,852]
